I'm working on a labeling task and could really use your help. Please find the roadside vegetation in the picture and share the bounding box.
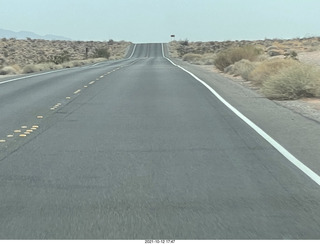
[262,63,320,99]
[169,37,320,100]
[0,38,131,75]
[213,45,263,71]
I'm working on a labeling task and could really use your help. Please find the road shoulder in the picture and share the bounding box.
[171,58,320,179]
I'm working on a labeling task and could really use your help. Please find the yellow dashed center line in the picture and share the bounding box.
[74,89,81,94]
[2,68,129,143]
[51,103,62,110]
[2,67,126,143]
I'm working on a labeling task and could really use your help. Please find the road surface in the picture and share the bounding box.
[0,43,320,239]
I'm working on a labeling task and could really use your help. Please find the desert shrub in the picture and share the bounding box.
[262,63,320,100]
[50,51,71,64]
[93,48,110,59]
[249,58,298,86]
[182,53,203,63]
[22,64,41,73]
[179,39,189,46]
[62,58,106,68]
[225,59,258,80]
[0,66,20,75]
[37,62,62,71]
[201,53,216,65]
[0,56,8,68]
[214,45,262,71]
[22,63,59,73]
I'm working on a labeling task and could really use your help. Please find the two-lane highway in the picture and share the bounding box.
[1,43,320,239]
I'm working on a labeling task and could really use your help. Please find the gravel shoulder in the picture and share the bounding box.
[171,58,320,182]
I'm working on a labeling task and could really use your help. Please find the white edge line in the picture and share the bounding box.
[0,69,68,85]
[161,43,320,186]
[128,44,137,59]
[0,63,93,85]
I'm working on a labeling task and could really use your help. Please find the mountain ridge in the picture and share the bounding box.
[0,28,71,41]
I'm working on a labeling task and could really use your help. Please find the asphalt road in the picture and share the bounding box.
[1,43,320,239]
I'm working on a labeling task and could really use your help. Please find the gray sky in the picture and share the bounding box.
[1,0,320,43]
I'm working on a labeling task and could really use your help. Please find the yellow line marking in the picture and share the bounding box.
[14,130,22,133]
[74,89,81,94]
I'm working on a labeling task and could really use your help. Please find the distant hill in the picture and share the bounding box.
[0,28,71,41]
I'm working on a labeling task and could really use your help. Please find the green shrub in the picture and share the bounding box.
[214,45,262,71]
[262,63,320,100]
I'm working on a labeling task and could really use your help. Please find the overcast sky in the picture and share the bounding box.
[1,0,320,43]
